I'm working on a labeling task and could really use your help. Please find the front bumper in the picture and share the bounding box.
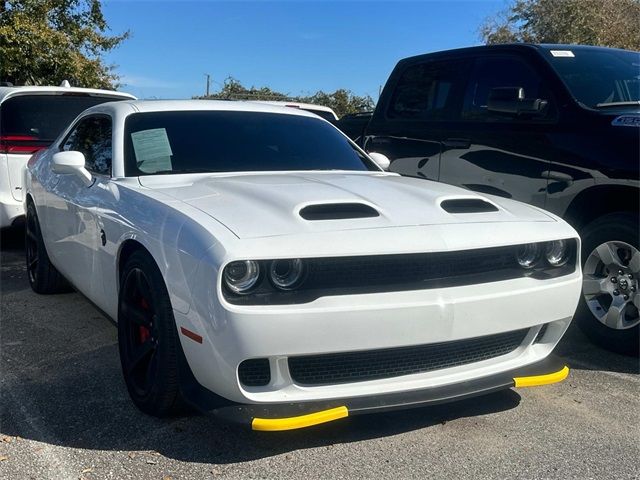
[175,270,581,404]
[213,354,569,431]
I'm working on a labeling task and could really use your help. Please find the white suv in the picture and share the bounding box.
[0,84,135,228]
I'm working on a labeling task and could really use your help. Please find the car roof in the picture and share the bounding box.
[0,85,136,103]
[250,100,337,114]
[398,43,635,64]
[84,99,327,119]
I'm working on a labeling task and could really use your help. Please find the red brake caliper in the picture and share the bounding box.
[138,297,151,344]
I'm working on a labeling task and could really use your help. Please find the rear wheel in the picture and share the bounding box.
[577,213,639,355]
[118,250,184,417]
[25,201,71,294]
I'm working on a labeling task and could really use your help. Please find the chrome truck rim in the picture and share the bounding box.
[583,241,640,330]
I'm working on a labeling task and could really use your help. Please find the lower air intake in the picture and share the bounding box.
[238,358,271,386]
[288,329,529,385]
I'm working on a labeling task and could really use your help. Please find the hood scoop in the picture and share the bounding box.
[440,198,498,214]
[299,203,380,221]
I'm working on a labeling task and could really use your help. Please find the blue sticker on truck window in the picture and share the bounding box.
[611,115,640,127]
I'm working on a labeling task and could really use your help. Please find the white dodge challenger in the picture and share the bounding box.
[25,100,582,431]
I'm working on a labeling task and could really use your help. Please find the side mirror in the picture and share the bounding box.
[368,152,391,171]
[51,151,93,186]
[487,87,548,116]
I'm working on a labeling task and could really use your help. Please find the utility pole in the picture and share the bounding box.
[205,74,211,97]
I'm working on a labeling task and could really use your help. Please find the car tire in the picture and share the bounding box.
[25,201,71,294]
[118,250,184,417]
[576,212,639,356]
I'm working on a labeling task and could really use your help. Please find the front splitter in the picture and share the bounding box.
[212,354,569,431]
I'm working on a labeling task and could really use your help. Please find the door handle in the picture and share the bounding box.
[543,170,573,184]
[443,138,471,149]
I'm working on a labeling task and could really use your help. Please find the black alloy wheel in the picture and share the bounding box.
[118,250,183,416]
[24,201,70,294]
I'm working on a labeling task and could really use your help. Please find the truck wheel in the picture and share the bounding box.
[577,212,639,355]
[118,250,184,417]
[25,201,71,294]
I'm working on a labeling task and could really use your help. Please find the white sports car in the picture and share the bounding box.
[25,100,582,431]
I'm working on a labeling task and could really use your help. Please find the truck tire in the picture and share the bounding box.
[577,212,639,356]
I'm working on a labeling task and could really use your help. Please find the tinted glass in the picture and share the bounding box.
[543,48,640,108]
[388,59,470,120]
[462,56,550,120]
[63,116,112,175]
[123,111,375,176]
[1,94,123,144]
[303,109,337,122]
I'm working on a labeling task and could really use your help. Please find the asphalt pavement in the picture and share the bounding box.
[1,227,638,480]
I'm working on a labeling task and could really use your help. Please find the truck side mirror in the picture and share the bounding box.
[368,152,391,171]
[487,87,548,116]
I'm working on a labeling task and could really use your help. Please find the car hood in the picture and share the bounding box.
[139,172,555,239]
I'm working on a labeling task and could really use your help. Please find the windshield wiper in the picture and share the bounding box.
[595,101,640,108]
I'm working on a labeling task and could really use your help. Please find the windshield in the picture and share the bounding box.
[0,94,126,145]
[123,111,375,176]
[543,48,640,108]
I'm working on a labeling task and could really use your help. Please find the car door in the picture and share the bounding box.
[45,115,113,300]
[437,54,559,207]
[365,58,472,181]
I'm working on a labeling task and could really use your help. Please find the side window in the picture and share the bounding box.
[462,56,553,121]
[62,116,113,175]
[387,59,471,121]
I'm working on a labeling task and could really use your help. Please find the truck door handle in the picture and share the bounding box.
[543,170,573,184]
[443,138,471,149]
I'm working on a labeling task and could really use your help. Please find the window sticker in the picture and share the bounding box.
[131,128,173,172]
[550,50,575,58]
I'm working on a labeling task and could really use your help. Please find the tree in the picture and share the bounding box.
[305,89,375,117]
[196,76,375,118]
[0,0,128,88]
[480,0,640,50]
[202,76,290,102]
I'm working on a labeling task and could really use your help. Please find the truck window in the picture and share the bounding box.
[462,56,553,121]
[387,59,470,121]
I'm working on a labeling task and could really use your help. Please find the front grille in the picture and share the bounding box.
[288,329,529,386]
[238,358,271,386]
[304,247,518,290]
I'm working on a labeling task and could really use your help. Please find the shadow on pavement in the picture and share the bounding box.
[0,226,24,252]
[0,338,522,464]
[0,226,636,465]
[555,322,639,375]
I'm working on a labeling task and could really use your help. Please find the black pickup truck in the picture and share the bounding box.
[348,44,640,355]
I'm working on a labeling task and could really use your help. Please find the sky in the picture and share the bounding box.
[102,0,504,100]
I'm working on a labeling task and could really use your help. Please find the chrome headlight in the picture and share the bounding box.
[545,240,569,267]
[269,259,305,290]
[223,260,260,294]
[516,243,541,269]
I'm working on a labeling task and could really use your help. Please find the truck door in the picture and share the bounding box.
[437,54,559,207]
[364,58,472,182]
